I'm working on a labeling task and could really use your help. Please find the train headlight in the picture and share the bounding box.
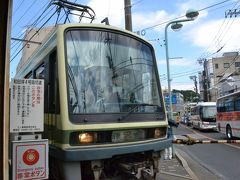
[78,132,96,143]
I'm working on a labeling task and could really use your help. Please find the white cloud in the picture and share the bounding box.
[72,0,125,27]
[72,1,240,57]
[172,83,195,90]
[161,83,195,91]
[89,0,124,27]
[178,0,209,14]
[157,58,196,67]
[186,18,240,53]
[72,0,177,32]
[132,10,171,30]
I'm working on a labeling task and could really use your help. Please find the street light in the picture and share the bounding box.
[165,9,199,120]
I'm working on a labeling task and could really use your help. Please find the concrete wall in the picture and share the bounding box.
[16,26,55,73]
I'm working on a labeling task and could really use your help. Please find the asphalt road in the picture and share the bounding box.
[173,124,240,180]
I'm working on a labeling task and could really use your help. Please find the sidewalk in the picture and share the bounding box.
[157,149,219,180]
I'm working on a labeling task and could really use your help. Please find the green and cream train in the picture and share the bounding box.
[15,23,172,179]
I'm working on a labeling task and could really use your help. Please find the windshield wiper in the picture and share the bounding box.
[67,63,80,109]
[118,103,160,122]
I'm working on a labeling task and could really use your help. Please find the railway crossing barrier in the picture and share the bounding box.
[173,135,240,145]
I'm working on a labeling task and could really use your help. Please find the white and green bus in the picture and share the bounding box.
[15,23,171,180]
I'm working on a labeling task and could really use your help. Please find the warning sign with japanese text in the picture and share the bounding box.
[10,79,44,133]
[12,140,48,180]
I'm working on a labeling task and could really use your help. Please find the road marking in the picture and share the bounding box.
[180,124,240,150]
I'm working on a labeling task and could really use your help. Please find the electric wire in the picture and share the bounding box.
[13,0,25,15]
[11,8,59,63]
[11,4,55,58]
[11,1,53,49]
[12,0,38,28]
[132,0,144,6]
[11,0,80,63]
[198,0,240,60]
[139,0,232,32]
[207,52,240,90]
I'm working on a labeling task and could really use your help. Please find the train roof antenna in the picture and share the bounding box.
[51,0,96,24]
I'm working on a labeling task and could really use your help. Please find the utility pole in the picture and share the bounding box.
[198,58,208,102]
[203,60,209,102]
[124,0,132,31]
[0,0,12,179]
[189,75,198,94]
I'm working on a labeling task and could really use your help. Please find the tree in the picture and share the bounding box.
[172,89,200,102]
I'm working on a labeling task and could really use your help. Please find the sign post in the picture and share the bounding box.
[10,79,44,133]
[10,79,48,180]
[12,140,48,180]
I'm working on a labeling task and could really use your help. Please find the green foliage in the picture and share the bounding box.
[172,89,200,102]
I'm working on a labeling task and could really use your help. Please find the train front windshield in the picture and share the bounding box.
[65,29,163,117]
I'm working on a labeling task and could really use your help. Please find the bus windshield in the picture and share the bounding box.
[65,29,162,114]
[202,106,216,119]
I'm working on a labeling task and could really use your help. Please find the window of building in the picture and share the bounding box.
[215,63,218,69]
[235,62,240,67]
[223,63,230,68]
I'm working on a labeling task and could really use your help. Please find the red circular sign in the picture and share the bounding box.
[23,149,39,165]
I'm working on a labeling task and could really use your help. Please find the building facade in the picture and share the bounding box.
[16,26,55,73]
[199,52,240,101]
[164,92,184,115]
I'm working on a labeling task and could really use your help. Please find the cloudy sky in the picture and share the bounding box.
[11,0,240,91]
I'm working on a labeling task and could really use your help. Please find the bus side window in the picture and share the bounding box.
[199,107,203,117]
[235,98,240,111]
[224,99,234,112]
[218,100,225,112]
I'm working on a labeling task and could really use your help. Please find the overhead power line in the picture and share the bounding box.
[198,0,240,60]
[138,0,232,32]
[12,0,37,28]
[11,10,58,62]
[13,0,25,15]
[10,0,97,63]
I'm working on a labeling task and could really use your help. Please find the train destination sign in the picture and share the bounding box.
[10,79,44,133]
[12,140,48,180]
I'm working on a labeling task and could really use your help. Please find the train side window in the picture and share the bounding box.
[35,64,45,79]
[25,71,33,79]
[47,50,59,113]
[34,63,47,113]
